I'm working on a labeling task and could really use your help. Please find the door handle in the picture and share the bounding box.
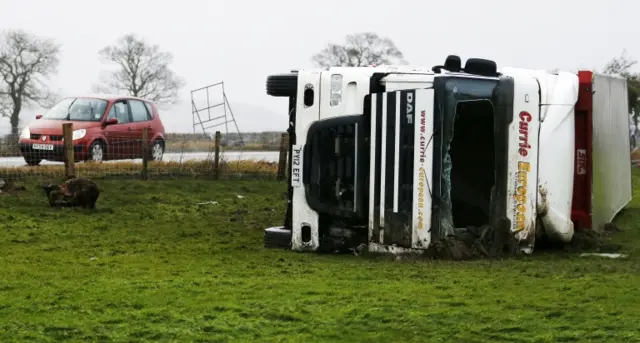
[127,127,133,131]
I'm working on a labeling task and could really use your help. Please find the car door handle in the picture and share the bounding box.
[127,127,133,131]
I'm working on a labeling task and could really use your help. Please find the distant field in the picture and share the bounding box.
[0,133,283,158]
[164,139,279,153]
[0,170,639,341]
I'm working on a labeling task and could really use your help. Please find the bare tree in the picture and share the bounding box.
[0,29,60,136]
[603,50,640,122]
[95,34,185,105]
[311,32,406,68]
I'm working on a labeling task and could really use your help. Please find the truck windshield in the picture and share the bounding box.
[433,76,503,237]
[447,100,495,227]
[42,97,109,122]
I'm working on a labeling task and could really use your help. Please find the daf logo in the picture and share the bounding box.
[406,92,414,124]
[41,136,47,142]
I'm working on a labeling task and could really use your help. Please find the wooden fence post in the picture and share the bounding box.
[141,127,149,180]
[277,133,289,181]
[214,131,221,180]
[62,123,75,177]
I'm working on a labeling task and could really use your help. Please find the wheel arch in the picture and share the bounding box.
[151,134,165,147]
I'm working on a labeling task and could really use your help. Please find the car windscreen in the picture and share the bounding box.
[42,97,109,121]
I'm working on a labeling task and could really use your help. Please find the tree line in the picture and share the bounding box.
[0,30,185,137]
[1,29,638,137]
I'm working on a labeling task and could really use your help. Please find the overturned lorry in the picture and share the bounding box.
[264,55,633,255]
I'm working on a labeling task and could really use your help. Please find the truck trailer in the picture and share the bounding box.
[263,55,633,255]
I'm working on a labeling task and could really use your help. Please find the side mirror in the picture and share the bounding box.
[104,118,118,126]
[35,114,43,120]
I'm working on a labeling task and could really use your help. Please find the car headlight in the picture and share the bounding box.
[72,129,86,140]
[20,127,30,140]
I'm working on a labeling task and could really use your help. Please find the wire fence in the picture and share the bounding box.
[0,127,290,181]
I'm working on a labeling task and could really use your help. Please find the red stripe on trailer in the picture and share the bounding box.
[571,70,593,231]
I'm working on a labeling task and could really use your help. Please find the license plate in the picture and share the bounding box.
[291,144,303,187]
[32,144,54,151]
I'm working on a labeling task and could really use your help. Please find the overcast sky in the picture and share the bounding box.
[1,0,638,134]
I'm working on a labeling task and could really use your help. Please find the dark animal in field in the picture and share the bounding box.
[42,176,100,208]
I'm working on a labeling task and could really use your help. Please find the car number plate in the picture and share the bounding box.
[32,144,54,151]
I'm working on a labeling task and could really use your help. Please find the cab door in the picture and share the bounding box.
[366,88,434,250]
[103,100,136,159]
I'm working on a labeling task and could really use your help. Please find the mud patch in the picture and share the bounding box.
[421,225,520,260]
[562,223,623,254]
[359,222,624,261]
[422,222,623,260]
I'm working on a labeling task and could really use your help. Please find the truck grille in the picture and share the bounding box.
[367,90,416,247]
[304,117,363,218]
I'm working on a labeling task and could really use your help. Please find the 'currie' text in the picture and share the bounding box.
[518,111,532,157]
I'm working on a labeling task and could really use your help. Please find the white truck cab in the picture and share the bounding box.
[264,55,632,256]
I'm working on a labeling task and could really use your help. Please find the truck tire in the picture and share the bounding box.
[264,226,292,249]
[266,74,297,97]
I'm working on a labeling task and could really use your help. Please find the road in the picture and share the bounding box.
[0,151,280,168]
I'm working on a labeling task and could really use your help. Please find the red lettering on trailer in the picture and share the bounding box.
[518,111,532,157]
[576,149,587,175]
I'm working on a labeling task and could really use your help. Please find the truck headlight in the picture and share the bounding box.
[20,127,30,140]
[330,74,342,106]
[72,129,86,140]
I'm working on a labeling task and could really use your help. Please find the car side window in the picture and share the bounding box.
[144,102,154,118]
[130,100,151,122]
[107,101,131,124]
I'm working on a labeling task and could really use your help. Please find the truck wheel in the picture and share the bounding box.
[264,226,292,249]
[266,74,297,97]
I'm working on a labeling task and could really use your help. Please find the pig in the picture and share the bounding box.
[42,176,100,209]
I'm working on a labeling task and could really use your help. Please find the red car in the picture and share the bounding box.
[18,95,166,166]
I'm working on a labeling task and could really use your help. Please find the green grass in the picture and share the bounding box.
[1,173,640,342]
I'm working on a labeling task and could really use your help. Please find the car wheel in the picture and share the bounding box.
[266,73,298,97]
[24,156,42,166]
[264,226,292,249]
[150,140,164,161]
[89,141,105,162]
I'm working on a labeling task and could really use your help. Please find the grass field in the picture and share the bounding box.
[0,173,639,342]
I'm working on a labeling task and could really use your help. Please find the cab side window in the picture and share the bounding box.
[107,101,131,124]
[130,100,152,122]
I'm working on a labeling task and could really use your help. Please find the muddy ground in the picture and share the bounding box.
[364,223,624,261]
